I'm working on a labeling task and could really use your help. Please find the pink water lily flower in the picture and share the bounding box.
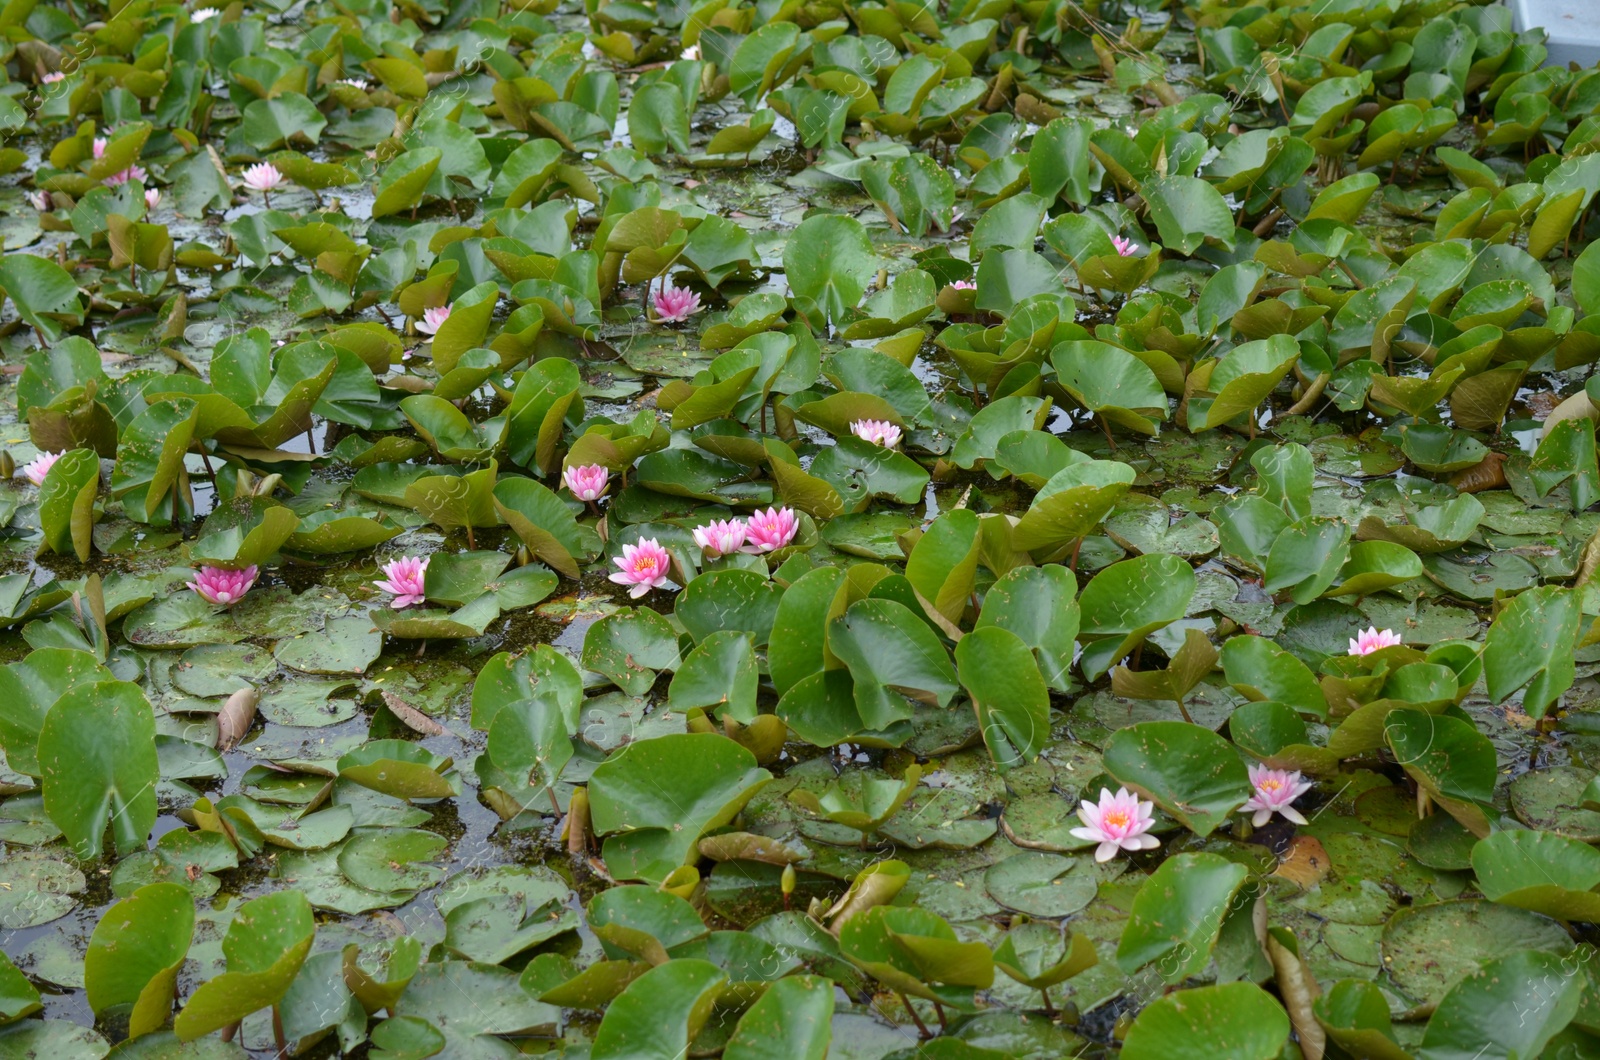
[1243,764,1313,827]
[1348,626,1403,655]
[563,463,609,502]
[92,137,107,159]
[241,162,284,193]
[741,506,797,553]
[949,279,976,290]
[26,190,51,211]
[186,565,259,607]
[144,188,161,209]
[374,555,429,609]
[610,538,672,598]
[19,450,63,485]
[653,283,702,323]
[693,518,747,558]
[338,77,369,90]
[1112,236,1139,257]
[41,72,64,84]
[416,304,451,336]
[103,165,146,187]
[849,419,902,448]
[1071,787,1159,863]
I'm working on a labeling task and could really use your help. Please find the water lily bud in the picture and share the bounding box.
[781,863,796,896]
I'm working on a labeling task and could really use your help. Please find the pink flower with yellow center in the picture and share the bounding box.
[652,283,702,323]
[1243,764,1313,827]
[849,419,902,448]
[562,464,609,502]
[1348,626,1403,655]
[103,165,146,187]
[242,162,284,193]
[609,538,672,598]
[693,518,746,558]
[19,451,63,486]
[1112,236,1139,257]
[1070,786,1159,863]
[186,565,259,607]
[416,304,451,336]
[374,555,429,609]
[741,506,797,553]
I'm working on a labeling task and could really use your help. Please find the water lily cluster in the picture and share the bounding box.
[5,0,1600,1053]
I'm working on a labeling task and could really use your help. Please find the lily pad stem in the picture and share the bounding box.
[1284,372,1330,417]
[899,993,931,1038]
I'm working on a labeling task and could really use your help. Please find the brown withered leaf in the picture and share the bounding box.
[699,832,808,865]
[1266,932,1325,1060]
[1272,835,1330,889]
[216,688,260,752]
[380,690,447,737]
[1448,451,1508,493]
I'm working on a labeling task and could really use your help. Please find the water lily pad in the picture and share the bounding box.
[337,828,449,892]
[86,883,194,1038]
[124,594,246,648]
[1122,982,1288,1059]
[582,608,682,696]
[275,616,382,675]
[174,644,276,697]
[0,854,84,928]
[337,741,457,800]
[1509,766,1600,841]
[984,853,1104,918]
[1380,900,1571,1006]
[271,847,414,915]
[1118,853,1249,982]
[590,733,773,883]
[0,1020,108,1059]
[390,961,559,1055]
[257,680,360,727]
[1102,721,1251,837]
[437,866,577,964]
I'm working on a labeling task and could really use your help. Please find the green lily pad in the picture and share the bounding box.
[984,853,1104,918]
[274,616,383,675]
[1380,900,1571,1007]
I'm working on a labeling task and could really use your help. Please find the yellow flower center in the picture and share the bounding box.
[1260,778,1283,794]
[1103,810,1129,830]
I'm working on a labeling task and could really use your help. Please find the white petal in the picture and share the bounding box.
[1095,842,1118,862]
[1282,806,1308,825]
[1252,809,1271,827]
